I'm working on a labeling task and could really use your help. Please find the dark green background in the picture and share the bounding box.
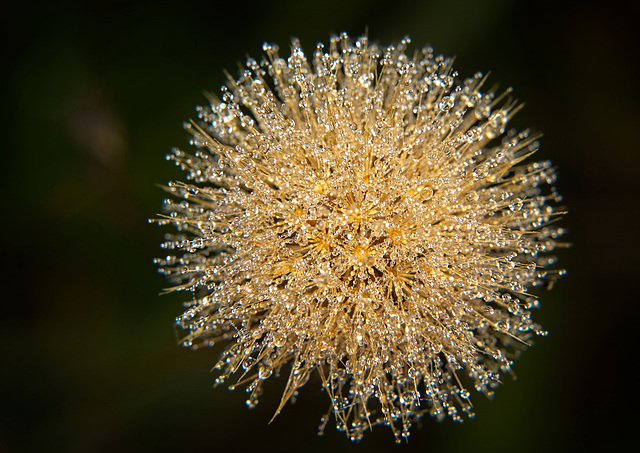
[2,0,637,451]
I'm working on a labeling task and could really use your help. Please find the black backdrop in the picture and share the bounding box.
[2,1,638,451]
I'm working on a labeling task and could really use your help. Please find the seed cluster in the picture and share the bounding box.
[154,34,566,442]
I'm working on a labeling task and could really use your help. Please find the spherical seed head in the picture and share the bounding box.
[155,33,566,442]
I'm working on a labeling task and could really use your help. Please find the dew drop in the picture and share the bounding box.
[272,331,286,347]
[242,357,256,370]
[510,198,524,211]
[259,365,273,379]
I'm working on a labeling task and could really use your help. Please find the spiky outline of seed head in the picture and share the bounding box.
[153,33,566,443]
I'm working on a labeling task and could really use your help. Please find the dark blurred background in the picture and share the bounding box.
[1,0,638,451]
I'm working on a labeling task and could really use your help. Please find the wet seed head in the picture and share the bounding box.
[153,33,567,443]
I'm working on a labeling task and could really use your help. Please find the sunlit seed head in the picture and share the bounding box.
[154,33,567,443]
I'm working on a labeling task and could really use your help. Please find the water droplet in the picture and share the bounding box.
[259,365,273,379]
[466,191,479,203]
[272,332,286,347]
[242,357,256,370]
[510,198,524,211]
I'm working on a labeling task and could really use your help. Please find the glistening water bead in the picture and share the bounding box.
[153,33,567,443]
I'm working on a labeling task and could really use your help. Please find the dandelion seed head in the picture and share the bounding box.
[154,33,566,442]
